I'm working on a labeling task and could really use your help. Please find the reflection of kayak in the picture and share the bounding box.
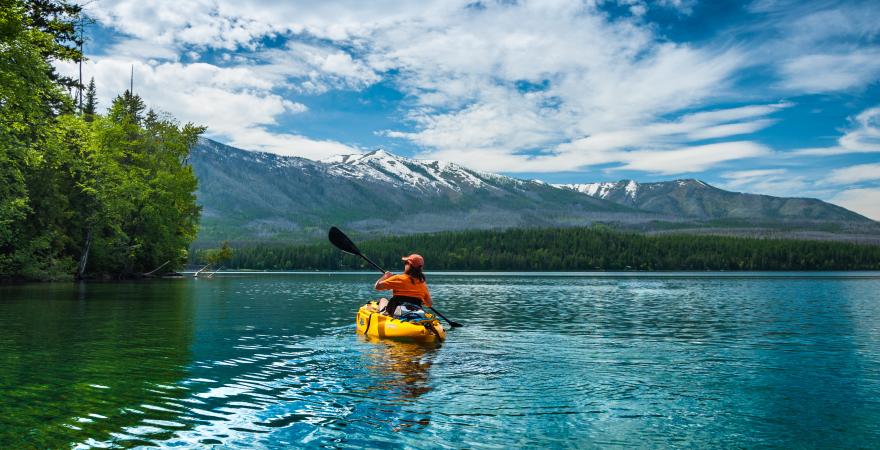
[356,301,446,343]
[361,338,437,402]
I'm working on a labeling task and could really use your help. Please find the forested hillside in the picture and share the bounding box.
[192,226,880,271]
[0,1,203,280]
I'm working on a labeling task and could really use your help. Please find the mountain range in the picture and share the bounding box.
[554,180,866,222]
[190,138,878,245]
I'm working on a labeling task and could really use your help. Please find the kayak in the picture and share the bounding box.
[356,301,446,343]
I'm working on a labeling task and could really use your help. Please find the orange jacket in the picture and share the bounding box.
[375,274,432,307]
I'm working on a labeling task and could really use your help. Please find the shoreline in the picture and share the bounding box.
[180,270,880,278]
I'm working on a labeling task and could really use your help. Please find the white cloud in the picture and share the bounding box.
[722,168,787,182]
[793,106,880,156]
[827,163,880,184]
[838,107,880,152]
[685,119,777,140]
[87,0,279,51]
[752,1,880,94]
[719,168,814,197]
[221,127,362,160]
[829,188,880,221]
[56,57,361,160]
[403,101,786,173]
[77,0,878,176]
[618,142,772,175]
[81,0,762,172]
[260,42,381,94]
[779,50,880,93]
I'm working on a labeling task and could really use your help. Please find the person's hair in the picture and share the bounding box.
[405,265,426,283]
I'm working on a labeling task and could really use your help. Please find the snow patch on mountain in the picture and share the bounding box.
[555,179,717,201]
[554,182,621,199]
[321,149,496,193]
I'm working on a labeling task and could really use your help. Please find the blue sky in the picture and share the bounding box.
[65,0,880,218]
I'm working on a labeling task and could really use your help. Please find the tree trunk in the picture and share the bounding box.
[76,228,92,280]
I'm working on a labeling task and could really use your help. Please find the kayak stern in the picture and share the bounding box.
[356,301,446,342]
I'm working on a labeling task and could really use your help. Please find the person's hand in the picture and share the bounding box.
[380,271,393,280]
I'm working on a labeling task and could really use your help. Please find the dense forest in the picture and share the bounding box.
[0,0,203,280]
[191,226,880,271]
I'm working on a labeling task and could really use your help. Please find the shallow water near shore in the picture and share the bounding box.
[2,272,880,448]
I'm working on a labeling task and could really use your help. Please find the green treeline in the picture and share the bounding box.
[193,226,880,271]
[1,1,203,280]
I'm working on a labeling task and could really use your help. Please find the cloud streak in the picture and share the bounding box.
[828,163,880,184]
[793,106,880,156]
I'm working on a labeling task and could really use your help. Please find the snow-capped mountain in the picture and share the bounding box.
[190,139,638,243]
[555,179,869,222]
[189,139,875,244]
[321,149,497,193]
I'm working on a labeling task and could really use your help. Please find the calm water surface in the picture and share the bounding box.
[2,273,880,448]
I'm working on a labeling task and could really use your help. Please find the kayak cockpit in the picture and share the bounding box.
[356,301,446,342]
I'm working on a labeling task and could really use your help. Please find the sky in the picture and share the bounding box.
[61,0,880,219]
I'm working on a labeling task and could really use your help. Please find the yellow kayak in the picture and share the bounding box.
[356,301,446,343]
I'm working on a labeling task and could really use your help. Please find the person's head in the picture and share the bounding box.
[401,253,425,283]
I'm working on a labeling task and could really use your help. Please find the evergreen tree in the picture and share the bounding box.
[109,90,146,124]
[1,1,204,280]
[191,227,880,272]
[205,241,234,266]
[1,0,82,278]
[82,77,97,121]
[23,0,83,113]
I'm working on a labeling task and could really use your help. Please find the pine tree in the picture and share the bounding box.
[24,0,83,113]
[109,90,146,124]
[82,77,97,121]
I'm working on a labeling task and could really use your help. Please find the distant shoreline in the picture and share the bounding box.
[181,270,880,278]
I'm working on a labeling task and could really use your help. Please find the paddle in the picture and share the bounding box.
[328,226,463,328]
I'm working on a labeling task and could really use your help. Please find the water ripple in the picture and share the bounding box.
[2,274,880,447]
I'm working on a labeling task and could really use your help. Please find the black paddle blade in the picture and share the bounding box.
[328,226,361,256]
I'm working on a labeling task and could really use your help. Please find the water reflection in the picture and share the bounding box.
[360,338,438,401]
[357,338,438,434]
[0,281,194,448]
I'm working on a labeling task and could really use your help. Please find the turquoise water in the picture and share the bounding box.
[2,273,880,448]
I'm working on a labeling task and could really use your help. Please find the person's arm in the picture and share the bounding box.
[423,286,432,307]
[375,272,394,290]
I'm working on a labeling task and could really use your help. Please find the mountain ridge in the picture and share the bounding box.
[190,138,877,244]
[191,139,654,244]
[554,179,870,223]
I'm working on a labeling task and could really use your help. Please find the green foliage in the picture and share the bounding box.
[193,227,880,271]
[23,0,83,110]
[108,90,145,124]
[204,241,234,266]
[0,0,79,279]
[0,1,203,281]
[82,77,96,120]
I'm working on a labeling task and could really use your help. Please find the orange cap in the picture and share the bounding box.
[401,254,424,268]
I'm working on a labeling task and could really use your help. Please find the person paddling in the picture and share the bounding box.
[375,254,432,317]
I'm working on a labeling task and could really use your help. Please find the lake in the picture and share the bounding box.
[2,272,880,448]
